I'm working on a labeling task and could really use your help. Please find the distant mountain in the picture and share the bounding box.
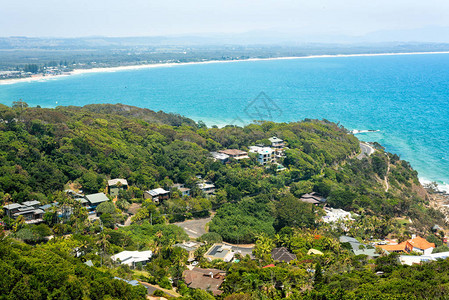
[360,26,449,43]
[1,26,449,49]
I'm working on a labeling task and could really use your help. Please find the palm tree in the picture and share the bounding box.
[13,215,25,232]
[96,232,111,266]
[254,234,274,260]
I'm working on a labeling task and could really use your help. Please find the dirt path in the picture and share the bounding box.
[139,281,181,298]
[385,155,390,192]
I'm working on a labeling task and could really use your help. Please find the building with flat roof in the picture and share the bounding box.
[249,146,274,165]
[111,250,153,267]
[174,241,204,261]
[269,137,285,149]
[204,244,235,262]
[399,251,449,265]
[210,152,230,164]
[197,181,215,196]
[171,183,191,197]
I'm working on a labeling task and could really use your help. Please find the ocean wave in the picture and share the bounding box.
[350,129,380,134]
[419,177,449,193]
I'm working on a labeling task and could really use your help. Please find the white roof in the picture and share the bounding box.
[108,178,128,186]
[111,250,153,265]
[399,252,449,265]
[198,182,215,189]
[22,200,41,207]
[210,152,229,160]
[322,208,354,223]
[4,203,24,210]
[269,137,283,143]
[249,146,273,154]
[147,188,169,196]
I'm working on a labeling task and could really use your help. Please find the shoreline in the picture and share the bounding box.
[2,50,449,86]
[419,177,449,194]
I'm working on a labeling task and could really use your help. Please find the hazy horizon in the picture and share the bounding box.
[2,0,449,43]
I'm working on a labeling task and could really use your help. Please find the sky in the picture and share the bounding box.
[1,0,449,39]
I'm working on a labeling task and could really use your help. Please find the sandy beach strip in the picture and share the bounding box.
[2,50,449,86]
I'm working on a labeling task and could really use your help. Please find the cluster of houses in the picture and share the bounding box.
[3,200,47,224]
[2,190,112,224]
[210,136,286,168]
[180,244,300,295]
[377,235,435,255]
[339,234,446,264]
[110,240,301,296]
[143,180,215,203]
[2,175,218,224]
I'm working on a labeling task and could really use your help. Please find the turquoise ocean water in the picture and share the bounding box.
[0,53,449,190]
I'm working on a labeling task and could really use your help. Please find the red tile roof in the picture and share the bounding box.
[378,241,413,253]
[378,236,435,253]
[409,236,435,250]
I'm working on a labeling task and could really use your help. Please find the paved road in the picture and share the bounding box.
[173,216,212,238]
[357,142,376,160]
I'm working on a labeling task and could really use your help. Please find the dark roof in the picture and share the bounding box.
[271,247,296,263]
[299,192,326,203]
[183,268,225,295]
[40,202,58,211]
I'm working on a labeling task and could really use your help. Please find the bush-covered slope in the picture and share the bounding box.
[0,103,442,237]
[0,236,146,299]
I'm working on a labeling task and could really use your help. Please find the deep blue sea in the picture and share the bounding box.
[1,53,449,190]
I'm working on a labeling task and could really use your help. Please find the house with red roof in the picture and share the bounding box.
[378,235,435,255]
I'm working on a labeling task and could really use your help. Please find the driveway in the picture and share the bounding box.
[173,216,212,238]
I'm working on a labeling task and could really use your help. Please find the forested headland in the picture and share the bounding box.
[0,102,447,299]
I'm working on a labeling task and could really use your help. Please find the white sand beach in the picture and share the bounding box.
[2,51,449,86]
